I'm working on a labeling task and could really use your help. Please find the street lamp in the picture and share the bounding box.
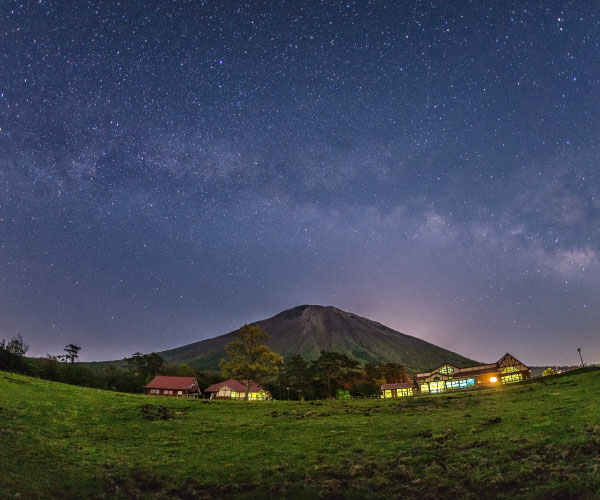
[577,348,585,367]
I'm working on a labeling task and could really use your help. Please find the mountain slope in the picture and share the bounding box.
[158,305,478,372]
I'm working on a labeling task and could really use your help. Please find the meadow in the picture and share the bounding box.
[1,368,599,499]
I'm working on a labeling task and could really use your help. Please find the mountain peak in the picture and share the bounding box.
[270,304,349,320]
[157,305,478,372]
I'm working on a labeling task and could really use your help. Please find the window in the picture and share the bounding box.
[177,391,183,396]
[397,388,414,397]
[439,365,455,375]
[446,378,475,390]
[420,383,430,393]
[501,373,523,384]
[150,389,160,394]
[384,390,392,398]
[429,381,446,393]
[501,366,518,374]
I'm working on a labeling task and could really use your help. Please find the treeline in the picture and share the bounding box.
[267,351,409,400]
[1,334,410,399]
[0,336,221,394]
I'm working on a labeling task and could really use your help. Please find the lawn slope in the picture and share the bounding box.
[1,369,599,499]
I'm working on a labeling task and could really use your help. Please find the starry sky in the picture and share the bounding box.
[1,1,599,365]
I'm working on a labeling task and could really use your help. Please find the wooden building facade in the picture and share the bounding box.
[381,353,530,398]
[415,353,530,394]
[204,379,271,400]
[143,376,201,398]
[381,382,418,398]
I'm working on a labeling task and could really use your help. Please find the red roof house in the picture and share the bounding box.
[204,379,271,400]
[143,376,201,398]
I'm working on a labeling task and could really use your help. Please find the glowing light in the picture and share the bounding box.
[490,376,498,383]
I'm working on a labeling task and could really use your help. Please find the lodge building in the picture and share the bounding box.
[381,353,530,398]
[143,376,201,398]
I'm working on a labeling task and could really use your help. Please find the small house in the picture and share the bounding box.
[143,376,201,398]
[204,379,271,400]
[381,382,417,398]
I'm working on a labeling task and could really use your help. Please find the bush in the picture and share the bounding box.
[336,389,351,400]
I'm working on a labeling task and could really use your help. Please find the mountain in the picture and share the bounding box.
[157,305,478,373]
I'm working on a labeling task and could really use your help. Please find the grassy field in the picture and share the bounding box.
[1,369,599,499]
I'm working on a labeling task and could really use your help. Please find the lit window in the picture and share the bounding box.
[490,376,498,383]
[429,381,446,393]
[501,373,523,384]
[445,378,475,390]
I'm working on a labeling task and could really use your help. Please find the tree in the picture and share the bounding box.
[5,334,29,357]
[381,362,409,384]
[124,352,164,379]
[63,344,81,363]
[220,324,283,400]
[125,352,147,375]
[279,355,311,400]
[542,367,556,377]
[310,351,359,399]
[0,335,31,372]
[145,352,165,378]
[163,363,196,377]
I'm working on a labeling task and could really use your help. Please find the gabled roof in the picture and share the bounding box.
[415,354,530,382]
[144,376,198,390]
[381,382,417,390]
[497,352,527,367]
[204,379,265,393]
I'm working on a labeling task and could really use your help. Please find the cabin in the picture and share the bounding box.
[204,379,271,400]
[415,353,530,394]
[381,382,418,398]
[143,376,201,398]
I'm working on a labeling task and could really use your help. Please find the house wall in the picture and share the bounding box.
[419,368,530,394]
[215,387,246,399]
[382,387,416,398]
[209,388,269,400]
[144,388,189,397]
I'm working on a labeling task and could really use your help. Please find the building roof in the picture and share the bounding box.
[415,353,530,382]
[204,379,265,393]
[381,382,417,390]
[144,376,198,390]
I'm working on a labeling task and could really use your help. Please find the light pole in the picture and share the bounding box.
[577,348,585,367]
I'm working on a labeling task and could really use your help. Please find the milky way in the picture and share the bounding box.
[1,1,599,364]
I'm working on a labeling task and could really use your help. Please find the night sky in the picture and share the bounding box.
[1,1,598,365]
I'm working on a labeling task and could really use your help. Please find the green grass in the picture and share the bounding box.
[1,369,599,499]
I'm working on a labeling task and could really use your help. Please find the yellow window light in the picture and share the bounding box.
[490,376,498,383]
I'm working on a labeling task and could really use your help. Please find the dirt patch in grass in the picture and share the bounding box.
[139,403,191,421]
[270,409,331,419]
[1,373,29,384]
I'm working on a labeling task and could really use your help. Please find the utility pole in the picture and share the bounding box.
[577,348,585,367]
